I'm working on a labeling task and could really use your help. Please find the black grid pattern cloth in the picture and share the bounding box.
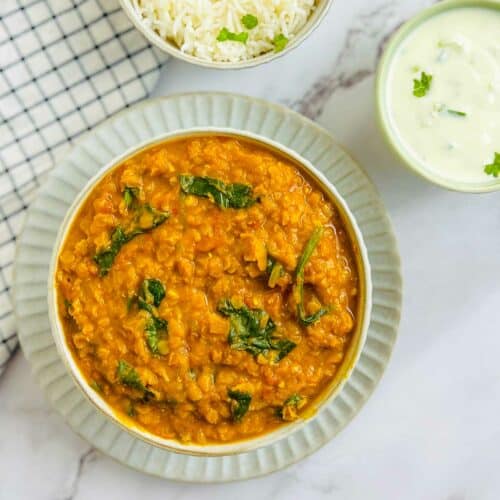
[0,0,167,375]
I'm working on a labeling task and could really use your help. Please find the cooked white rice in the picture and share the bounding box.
[131,0,316,62]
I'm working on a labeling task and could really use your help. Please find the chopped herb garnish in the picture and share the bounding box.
[217,298,296,361]
[123,186,140,209]
[116,360,153,399]
[266,255,285,288]
[179,175,259,209]
[273,34,288,52]
[94,204,169,276]
[217,27,248,44]
[241,14,258,30]
[484,152,500,178]
[276,394,306,421]
[295,227,331,326]
[413,71,432,97]
[447,109,467,117]
[227,389,252,421]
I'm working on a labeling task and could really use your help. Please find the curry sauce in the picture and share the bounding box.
[56,135,359,444]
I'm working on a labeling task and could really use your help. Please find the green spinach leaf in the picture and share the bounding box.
[138,278,166,312]
[145,315,168,355]
[227,389,252,421]
[94,204,169,276]
[131,279,168,355]
[94,227,128,276]
[116,360,154,399]
[295,227,331,326]
[266,255,284,288]
[276,393,304,420]
[179,175,258,209]
[123,186,140,209]
[271,338,296,362]
[217,299,296,361]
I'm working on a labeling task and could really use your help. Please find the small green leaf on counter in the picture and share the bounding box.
[228,389,252,422]
[413,71,432,97]
[273,34,288,52]
[241,14,258,29]
[217,27,248,44]
[484,152,500,178]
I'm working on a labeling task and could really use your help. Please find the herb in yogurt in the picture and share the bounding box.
[447,109,467,117]
[484,152,500,178]
[413,71,432,97]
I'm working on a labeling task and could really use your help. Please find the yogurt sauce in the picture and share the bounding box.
[387,6,500,185]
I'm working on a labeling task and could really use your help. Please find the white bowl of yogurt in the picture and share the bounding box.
[376,0,500,192]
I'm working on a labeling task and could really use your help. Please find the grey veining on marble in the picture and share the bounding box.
[2,0,500,499]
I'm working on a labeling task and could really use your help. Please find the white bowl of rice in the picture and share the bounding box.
[120,0,333,68]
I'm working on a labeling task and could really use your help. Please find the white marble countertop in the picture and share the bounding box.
[2,0,500,498]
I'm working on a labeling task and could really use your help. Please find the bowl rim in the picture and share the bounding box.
[375,0,500,193]
[118,0,334,69]
[47,126,372,457]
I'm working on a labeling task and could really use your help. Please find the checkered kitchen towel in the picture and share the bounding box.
[0,0,167,375]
